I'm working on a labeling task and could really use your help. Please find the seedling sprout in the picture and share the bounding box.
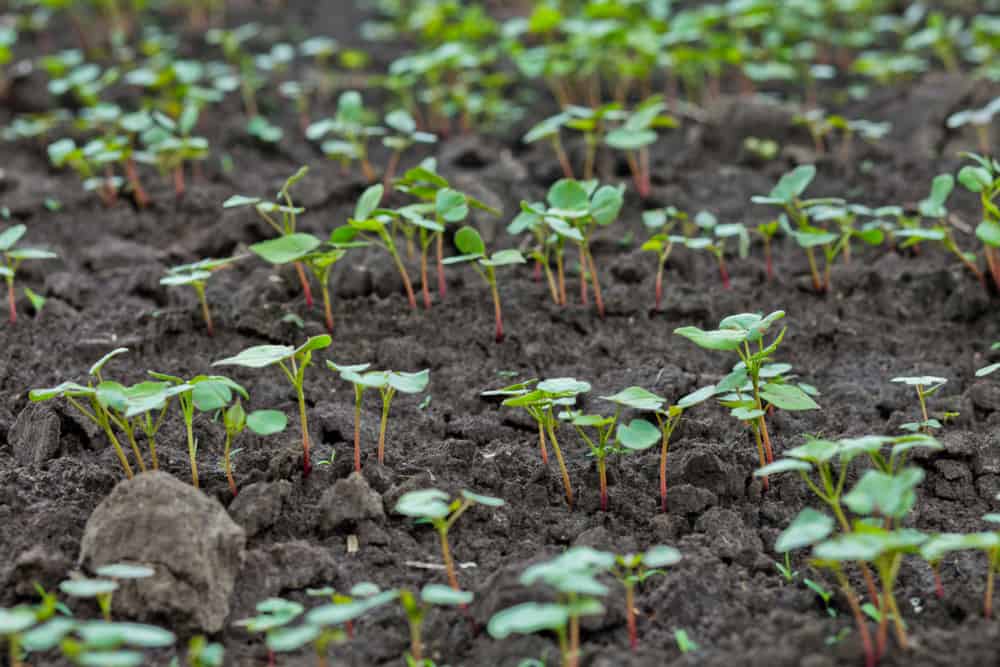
[160,257,243,336]
[609,545,681,650]
[213,335,332,477]
[0,224,58,324]
[890,376,948,434]
[221,401,287,497]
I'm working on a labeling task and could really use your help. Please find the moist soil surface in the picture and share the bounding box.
[2,2,1000,667]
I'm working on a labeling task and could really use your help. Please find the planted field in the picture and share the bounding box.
[1,1,1000,666]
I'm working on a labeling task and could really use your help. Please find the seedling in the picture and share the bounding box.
[890,376,948,433]
[947,98,1000,155]
[184,635,225,667]
[395,489,504,590]
[382,110,437,191]
[957,153,1000,291]
[138,107,209,198]
[442,227,525,342]
[674,629,698,654]
[681,211,750,289]
[59,579,119,622]
[1,606,39,667]
[235,598,304,666]
[57,620,176,667]
[221,402,287,497]
[524,112,575,179]
[604,96,676,197]
[306,91,384,182]
[333,184,419,309]
[142,373,248,488]
[639,207,687,310]
[894,174,985,285]
[521,179,625,318]
[47,137,118,206]
[602,385,714,512]
[160,257,243,336]
[305,582,382,640]
[0,224,58,324]
[752,165,845,293]
[213,335,332,478]
[398,585,473,665]
[675,311,819,487]
[484,378,591,508]
[30,349,140,478]
[756,220,780,281]
[223,166,315,307]
[329,363,429,468]
[976,342,1000,378]
[609,545,681,650]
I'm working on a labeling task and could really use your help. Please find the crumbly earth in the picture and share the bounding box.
[2,2,1000,666]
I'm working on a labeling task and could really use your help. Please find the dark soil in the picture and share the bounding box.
[2,2,1000,667]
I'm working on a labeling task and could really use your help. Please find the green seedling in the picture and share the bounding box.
[602,385,714,512]
[752,165,845,293]
[137,106,208,199]
[638,207,694,309]
[235,598,305,666]
[332,184,419,309]
[920,532,992,602]
[484,378,591,508]
[395,489,504,590]
[804,579,836,617]
[524,111,575,179]
[674,629,699,654]
[775,552,798,582]
[675,311,819,488]
[399,585,473,666]
[756,220,781,281]
[221,402,287,497]
[977,342,1000,378]
[223,166,315,307]
[890,376,948,434]
[206,24,263,118]
[213,335,331,478]
[142,372,247,488]
[160,257,243,336]
[521,179,625,317]
[894,174,985,286]
[609,545,681,650]
[681,211,750,289]
[382,109,437,191]
[300,588,399,666]
[59,579,118,622]
[604,96,676,198]
[30,349,140,478]
[442,226,525,342]
[497,547,613,667]
[183,635,225,667]
[957,153,1000,291]
[396,161,500,304]
[804,203,887,270]
[306,91,384,182]
[0,224,58,324]
[58,620,176,667]
[948,98,1000,155]
[305,582,382,640]
[327,362,429,469]
[47,137,118,206]
[564,103,624,181]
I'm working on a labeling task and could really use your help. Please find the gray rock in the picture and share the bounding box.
[228,481,292,537]
[318,472,385,533]
[9,403,62,465]
[974,432,1000,475]
[970,380,1000,413]
[668,483,718,515]
[694,507,762,566]
[231,540,341,618]
[79,472,245,633]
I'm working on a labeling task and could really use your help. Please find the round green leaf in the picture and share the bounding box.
[395,489,450,518]
[616,419,660,450]
[95,564,154,580]
[421,584,473,606]
[250,234,322,265]
[775,508,834,552]
[488,603,568,639]
[60,579,118,598]
[453,226,486,256]
[246,410,288,435]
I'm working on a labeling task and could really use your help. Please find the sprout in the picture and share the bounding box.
[398,585,473,665]
[395,489,503,590]
[213,335,331,478]
[675,311,820,488]
[381,109,437,192]
[609,546,681,650]
[890,376,949,434]
[957,153,1000,292]
[639,207,687,310]
[306,91,383,182]
[442,227,525,342]
[137,106,209,199]
[484,378,591,508]
[59,579,119,622]
[524,111,575,179]
[305,581,383,640]
[0,224,58,325]
[604,96,676,198]
[221,402,287,497]
[330,363,428,470]
[947,97,1000,155]
[160,257,244,336]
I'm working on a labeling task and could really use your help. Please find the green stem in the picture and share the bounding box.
[546,419,574,508]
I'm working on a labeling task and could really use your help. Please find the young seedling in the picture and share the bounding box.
[609,545,681,650]
[138,106,209,198]
[682,211,750,289]
[57,620,176,667]
[213,335,332,477]
[0,224,58,324]
[957,153,1000,291]
[306,91,384,182]
[604,96,676,198]
[0,606,38,667]
[235,598,305,666]
[756,220,780,281]
[442,227,525,342]
[398,585,473,665]
[752,165,845,293]
[59,579,119,622]
[30,349,140,478]
[675,311,819,487]
[382,110,437,191]
[333,184,419,309]
[485,378,591,508]
[221,402,287,497]
[161,257,244,336]
[223,166,316,307]
[947,98,1000,155]
[890,376,948,434]
[395,489,504,590]
[523,112,575,179]
[305,582,383,640]
[639,207,689,310]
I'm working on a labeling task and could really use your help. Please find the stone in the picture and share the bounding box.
[228,481,292,538]
[318,472,385,533]
[79,472,245,633]
[9,403,62,465]
[668,483,718,515]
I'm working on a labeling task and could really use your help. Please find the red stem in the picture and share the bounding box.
[173,165,185,198]
[421,250,432,310]
[7,281,16,324]
[626,586,638,651]
[934,567,944,599]
[718,256,731,289]
[599,460,608,512]
[579,244,589,306]
[436,233,447,298]
[295,262,314,308]
[533,260,542,283]
[654,262,664,311]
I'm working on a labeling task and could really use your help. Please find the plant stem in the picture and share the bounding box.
[383,150,401,194]
[752,425,769,492]
[568,613,580,667]
[439,528,460,590]
[173,165,185,198]
[195,283,214,336]
[488,270,505,343]
[834,569,876,667]
[916,387,931,434]
[986,560,995,618]
[125,157,149,208]
[718,254,731,289]
[297,383,312,477]
[639,147,651,198]
[625,583,637,650]
[805,247,823,292]
[586,244,605,319]
[224,431,237,497]
[321,282,334,333]
[377,394,391,464]
[546,420,574,508]
[186,416,198,488]
[556,251,567,306]
[625,151,643,195]
[122,424,147,473]
[409,619,423,664]
[420,244,432,310]
[579,244,589,306]
[552,135,574,180]
[598,457,608,511]
[353,388,363,473]
[294,261,314,308]
[436,232,447,298]
[543,259,559,304]
[360,158,376,183]
[390,249,418,309]
[655,260,664,311]
[659,426,671,512]
[933,564,944,599]
[764,237,773,281]
[538,420,549,464]
[7,279,16,324]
